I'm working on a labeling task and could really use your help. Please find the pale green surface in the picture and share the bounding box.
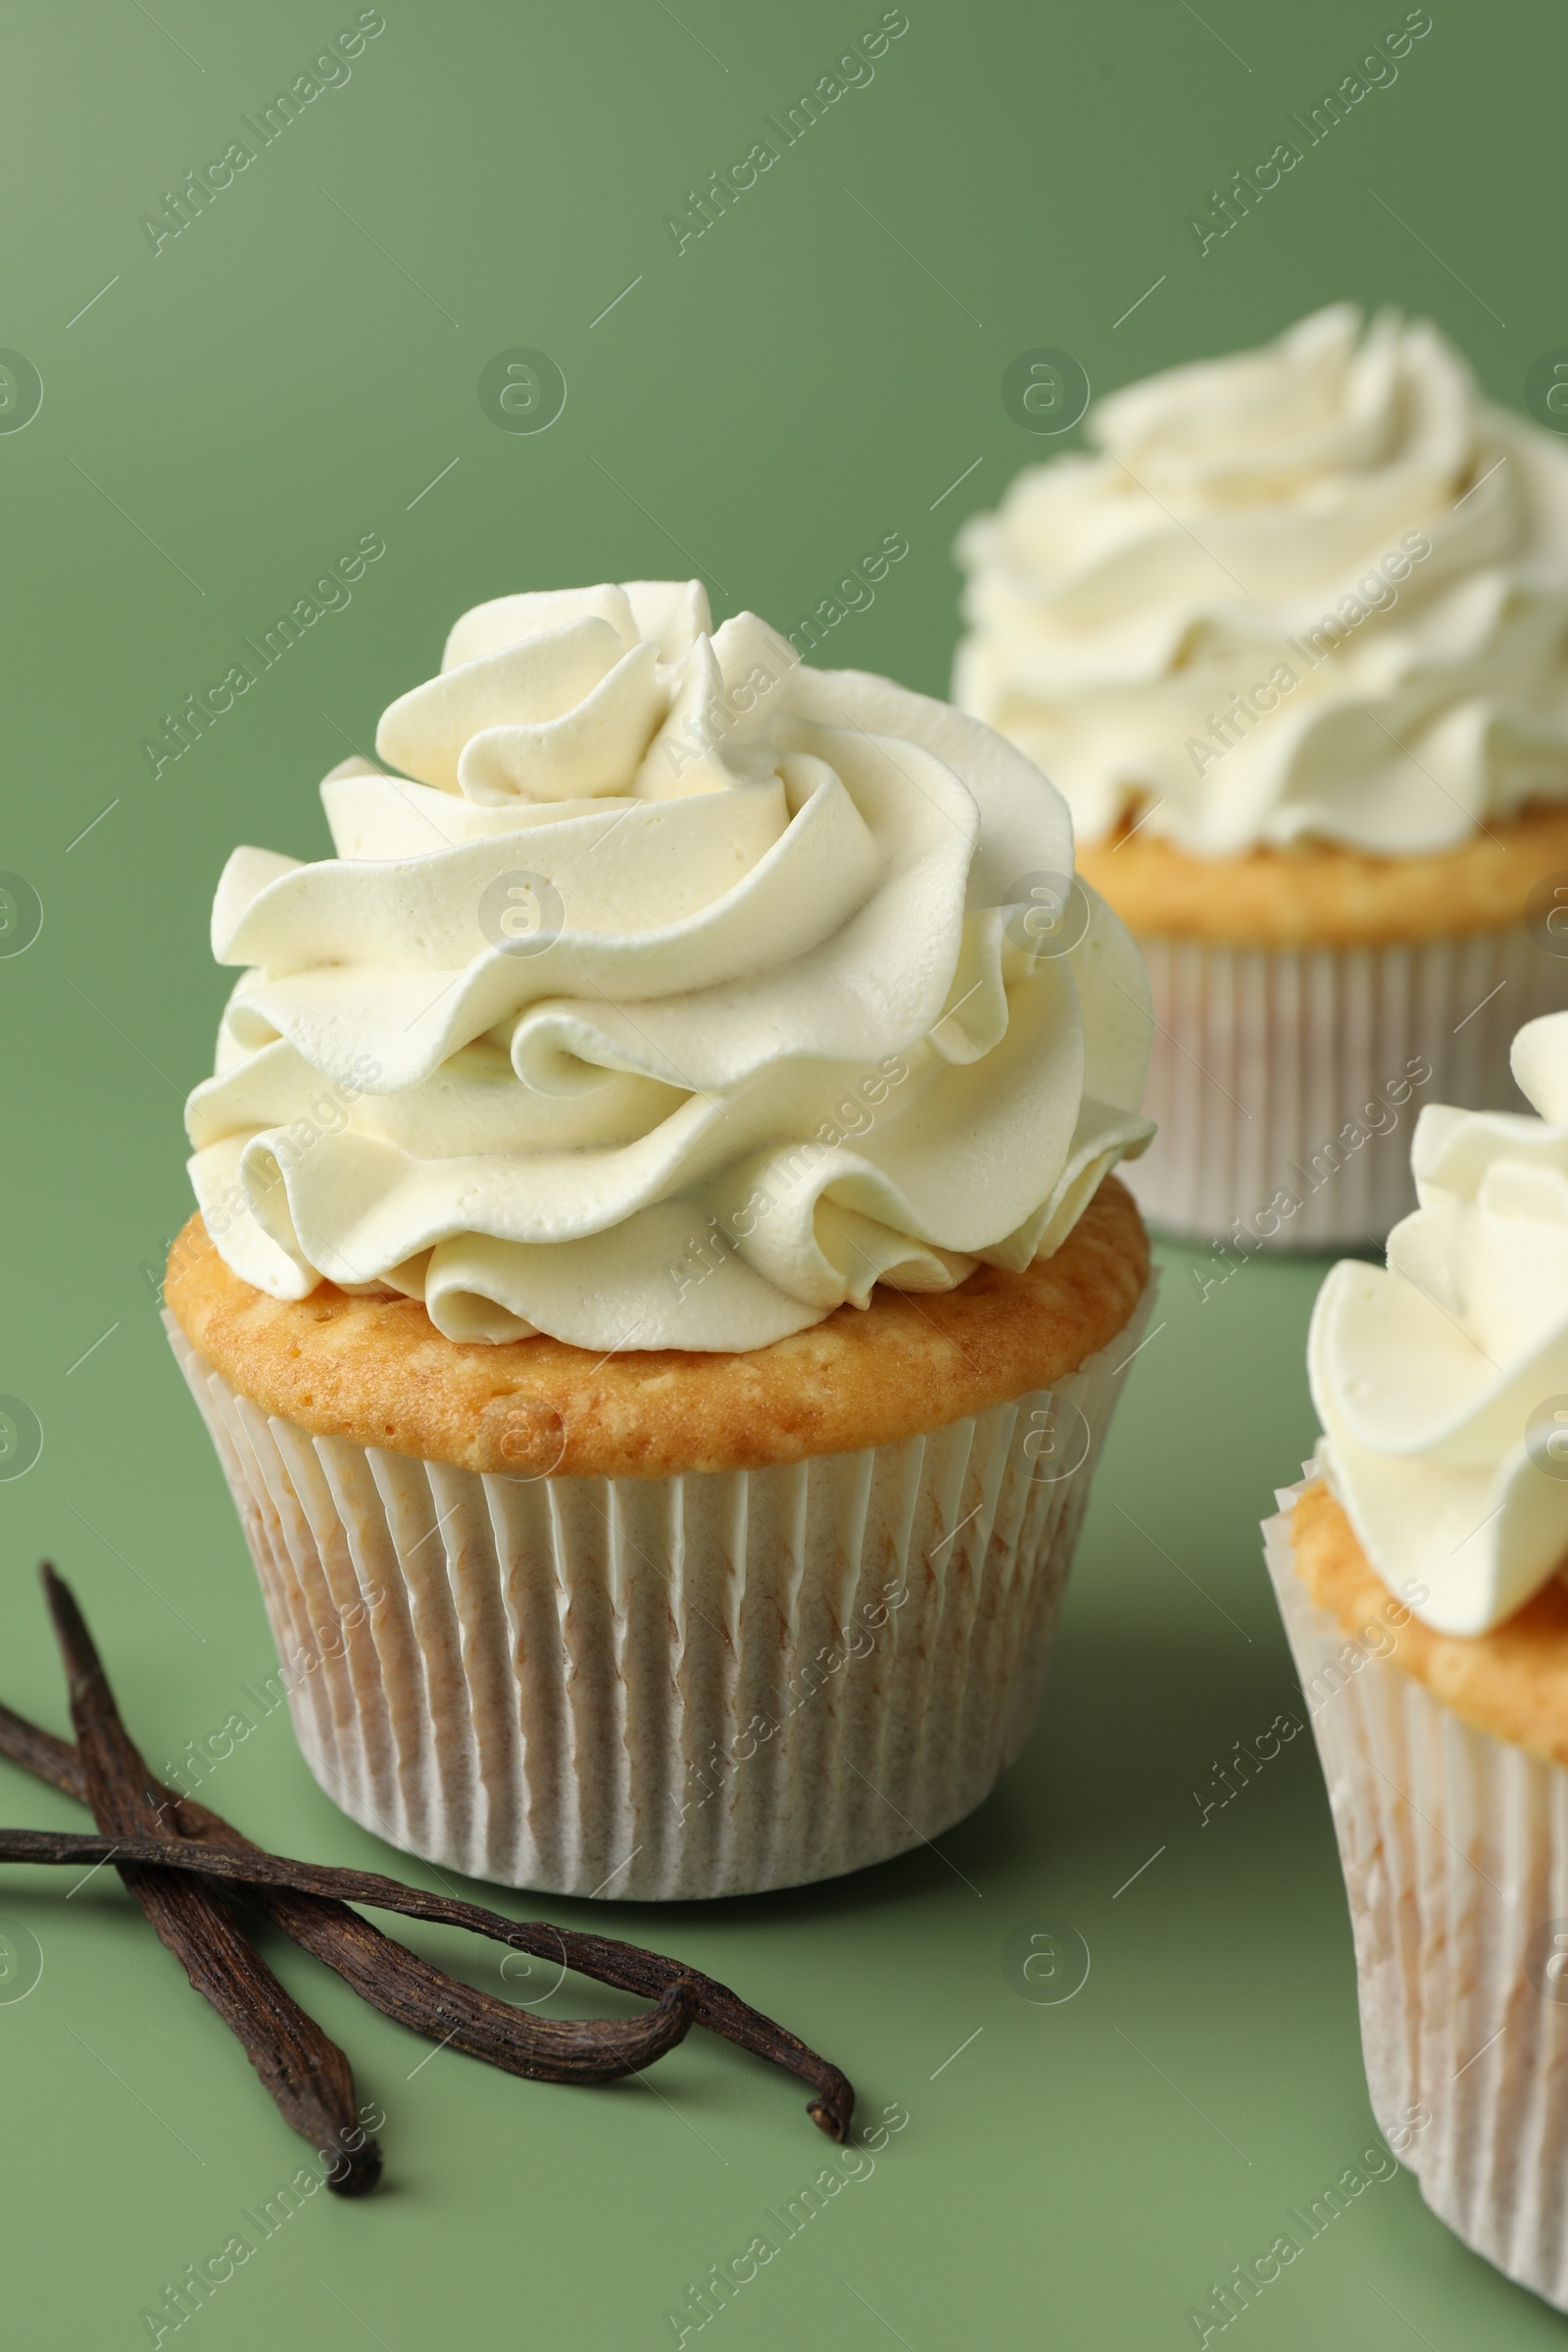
[3,1,1565,2343]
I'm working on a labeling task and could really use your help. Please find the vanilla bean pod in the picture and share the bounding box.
[0,1682,854,2138]
[0,1821,854,2137]
[41,1567,381,2195]
[0,1699,693,2085]
[42,1569,378,2189]
[6,1629,694,2094]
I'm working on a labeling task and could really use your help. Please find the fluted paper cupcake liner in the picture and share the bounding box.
[1265,1477,1568,2311]
[1124,925,1566,1249]
[166,1281,1152,1900]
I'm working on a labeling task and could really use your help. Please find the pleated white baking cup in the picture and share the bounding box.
[166,1279,1153,1900]
[1265,1476,1568,2312]
[1123,924,1567,1249]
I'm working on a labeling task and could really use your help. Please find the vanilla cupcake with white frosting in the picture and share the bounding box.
[166,580,1156,1899]
[1264,1010,1568,2307]
[956,307,1568,1247]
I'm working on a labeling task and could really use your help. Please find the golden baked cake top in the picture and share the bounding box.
[167,1175,1149,1481]
[1077,799,1568,949]
[1293,1479,1568,1770]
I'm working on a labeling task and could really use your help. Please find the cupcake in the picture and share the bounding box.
[164,579,1156,1900]
[1263,1007,1568,2305]
[956,305,1568,1249]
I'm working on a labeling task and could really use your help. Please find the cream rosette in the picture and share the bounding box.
[1310,1009,1568,1633]
[185,580,1153,1353]
[955,305,1568,856]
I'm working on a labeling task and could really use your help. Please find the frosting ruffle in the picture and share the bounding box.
[1310,1009,1568,1633]
[187,581,1154,1350]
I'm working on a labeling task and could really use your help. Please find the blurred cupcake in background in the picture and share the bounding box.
[1264,1007,1568,2307]
[956,305,1568,1250]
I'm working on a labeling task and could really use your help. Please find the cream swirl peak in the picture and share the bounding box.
[955,306,1568,857]
[185,580,1154,1351]
[1310,1011,1568,1635]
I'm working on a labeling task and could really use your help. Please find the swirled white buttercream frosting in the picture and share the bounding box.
[185,580,1154,1351]
[955,305,1568,857]
[1310,1011,1568,1634]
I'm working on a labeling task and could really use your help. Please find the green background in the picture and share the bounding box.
[2,0,1563,2343]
